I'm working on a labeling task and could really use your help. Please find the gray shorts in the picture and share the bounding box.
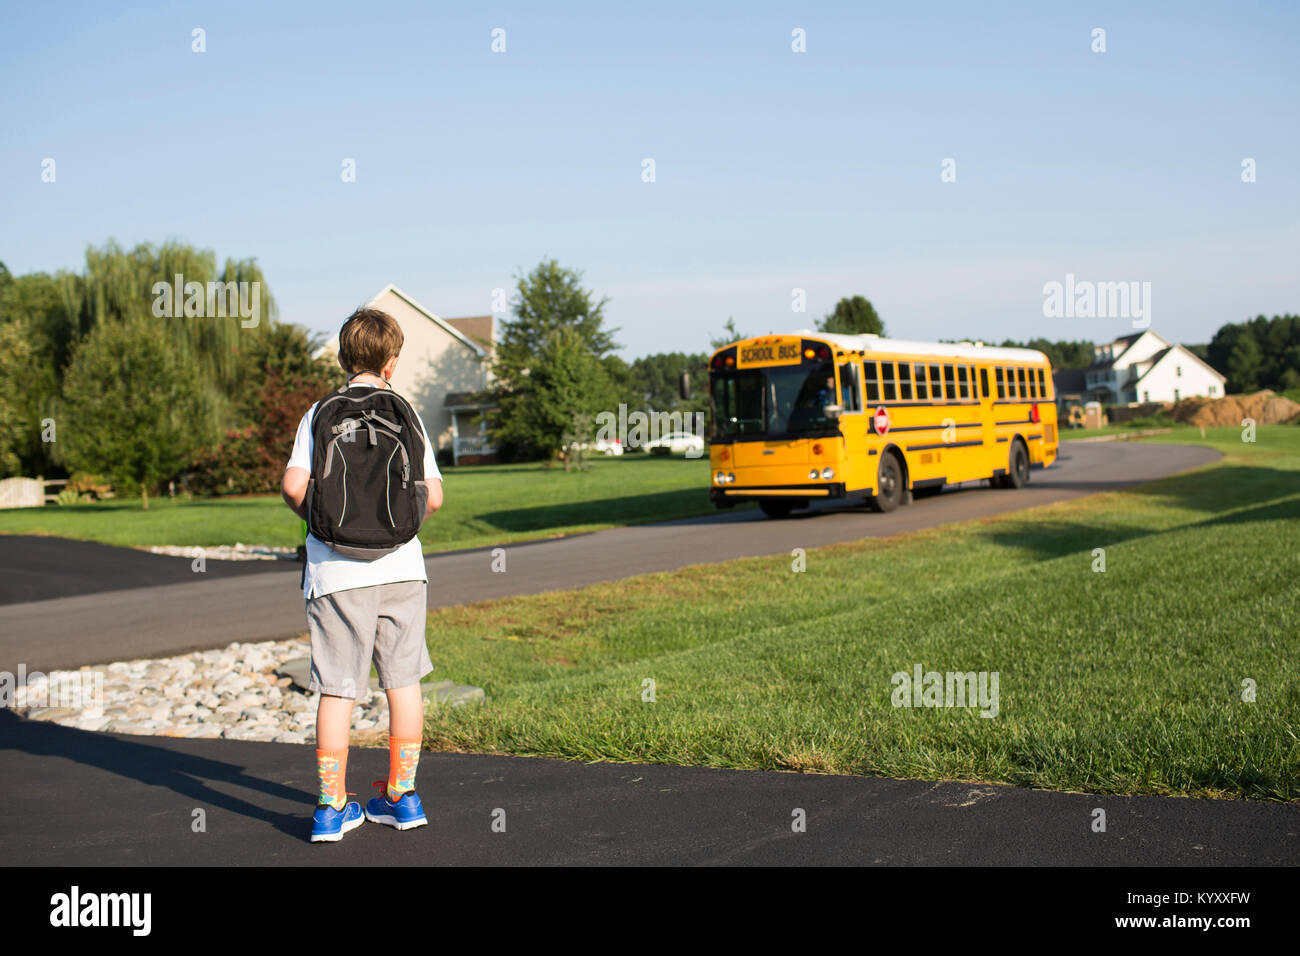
[305,580,432,697]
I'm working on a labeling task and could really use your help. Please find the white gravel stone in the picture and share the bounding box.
[6,634,455,745]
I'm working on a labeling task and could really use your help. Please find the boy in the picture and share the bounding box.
[281,306,443,843]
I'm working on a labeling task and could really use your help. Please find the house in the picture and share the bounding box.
[318,285,498,465]
[1074,330,1226,406]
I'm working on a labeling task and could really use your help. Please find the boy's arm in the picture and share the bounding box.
[283,406,315,520]
[282,467,309,520]
[424,477,442,519]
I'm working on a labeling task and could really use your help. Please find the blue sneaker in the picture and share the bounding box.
[365,780,428,831]
[311,800,364,843]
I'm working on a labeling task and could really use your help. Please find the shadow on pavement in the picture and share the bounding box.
[0,709,312,839]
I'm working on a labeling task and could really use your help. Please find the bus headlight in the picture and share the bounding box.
[715,471,726,484]
[822,467,834,479]
[809,469,819,480]
[727,472,735,483]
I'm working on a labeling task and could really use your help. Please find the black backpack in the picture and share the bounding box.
[305,384,428,559]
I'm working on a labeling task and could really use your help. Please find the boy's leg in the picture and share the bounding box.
[316,694,354,810]
[307,588,379,812]
[371,581,433,807]
[386,684,423,799]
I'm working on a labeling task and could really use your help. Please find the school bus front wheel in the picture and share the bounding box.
[869,451,906,513]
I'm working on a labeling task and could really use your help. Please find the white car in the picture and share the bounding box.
[569,438,624,456]
[643,431,705,457]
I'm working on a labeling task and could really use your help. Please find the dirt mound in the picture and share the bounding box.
[1171,390,1300,428]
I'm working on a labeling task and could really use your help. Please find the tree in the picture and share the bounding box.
[1224,334,1263,393]
[60,320,214,508]
[0,322,33,476]
[1208,314,1300,393]
[625,351,708,413]
[494,326,616,463]
[817,296,884,336]
[708,317,748,351]
[490,260,619,460]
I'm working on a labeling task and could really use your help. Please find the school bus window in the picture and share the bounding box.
[913,363,928,400]
[863,361,880,402]
[979,367,989,400]
[957,365,970,400]
[898,362,913,400]
[929,364,942,400]
[1017,367,1028,399]
[943,364,956,401]
[1037,367,1047,398]
[1028,368,1039,399]
[995,366,1006,399]
[881,361,897,401]
[838,363,861,412]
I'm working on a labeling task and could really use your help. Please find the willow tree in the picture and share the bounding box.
[76,239,278,394]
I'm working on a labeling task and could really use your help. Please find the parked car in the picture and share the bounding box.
[643,431,705,457]
[568,438,624,456]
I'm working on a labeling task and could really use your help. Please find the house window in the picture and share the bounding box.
[1209,384,1217,395]
[1174,389,1180,401]
[1143,390,1150,402]
[1176,365,1182,377]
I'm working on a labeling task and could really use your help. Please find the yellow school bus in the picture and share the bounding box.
[708,332,1059,517]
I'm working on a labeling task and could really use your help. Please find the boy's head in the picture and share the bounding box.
[338,307,403,379]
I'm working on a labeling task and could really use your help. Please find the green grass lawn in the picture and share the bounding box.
[0,455,734,553]
[421,426,1300,801]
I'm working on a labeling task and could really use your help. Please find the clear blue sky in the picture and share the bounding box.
[2,1,1297,358]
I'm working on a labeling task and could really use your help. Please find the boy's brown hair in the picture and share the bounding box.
[337,307,404,375]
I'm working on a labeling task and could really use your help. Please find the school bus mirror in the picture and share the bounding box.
[823,404,844,419]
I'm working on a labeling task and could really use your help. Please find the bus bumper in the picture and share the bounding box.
[712,483,848,506]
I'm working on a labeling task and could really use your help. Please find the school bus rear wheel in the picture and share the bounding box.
[1005,439,1030,488]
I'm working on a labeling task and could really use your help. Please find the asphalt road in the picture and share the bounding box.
[2,709,1294,865]
[0,440,1219,673]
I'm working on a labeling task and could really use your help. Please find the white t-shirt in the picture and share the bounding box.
[285,385,441,599]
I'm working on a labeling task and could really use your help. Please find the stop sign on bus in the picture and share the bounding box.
[873,406,890,435]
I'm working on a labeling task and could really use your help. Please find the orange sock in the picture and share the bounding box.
[387,736,421,800]
[316,748,348,810]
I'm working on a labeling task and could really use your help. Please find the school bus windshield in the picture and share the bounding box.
[711,361,837,438]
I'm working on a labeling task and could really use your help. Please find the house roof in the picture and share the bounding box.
[444,315,494,351]
[366,284,488,358]
[1133,343,1226,385]
[445,390,497,409]
[1090,330,1169,369]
